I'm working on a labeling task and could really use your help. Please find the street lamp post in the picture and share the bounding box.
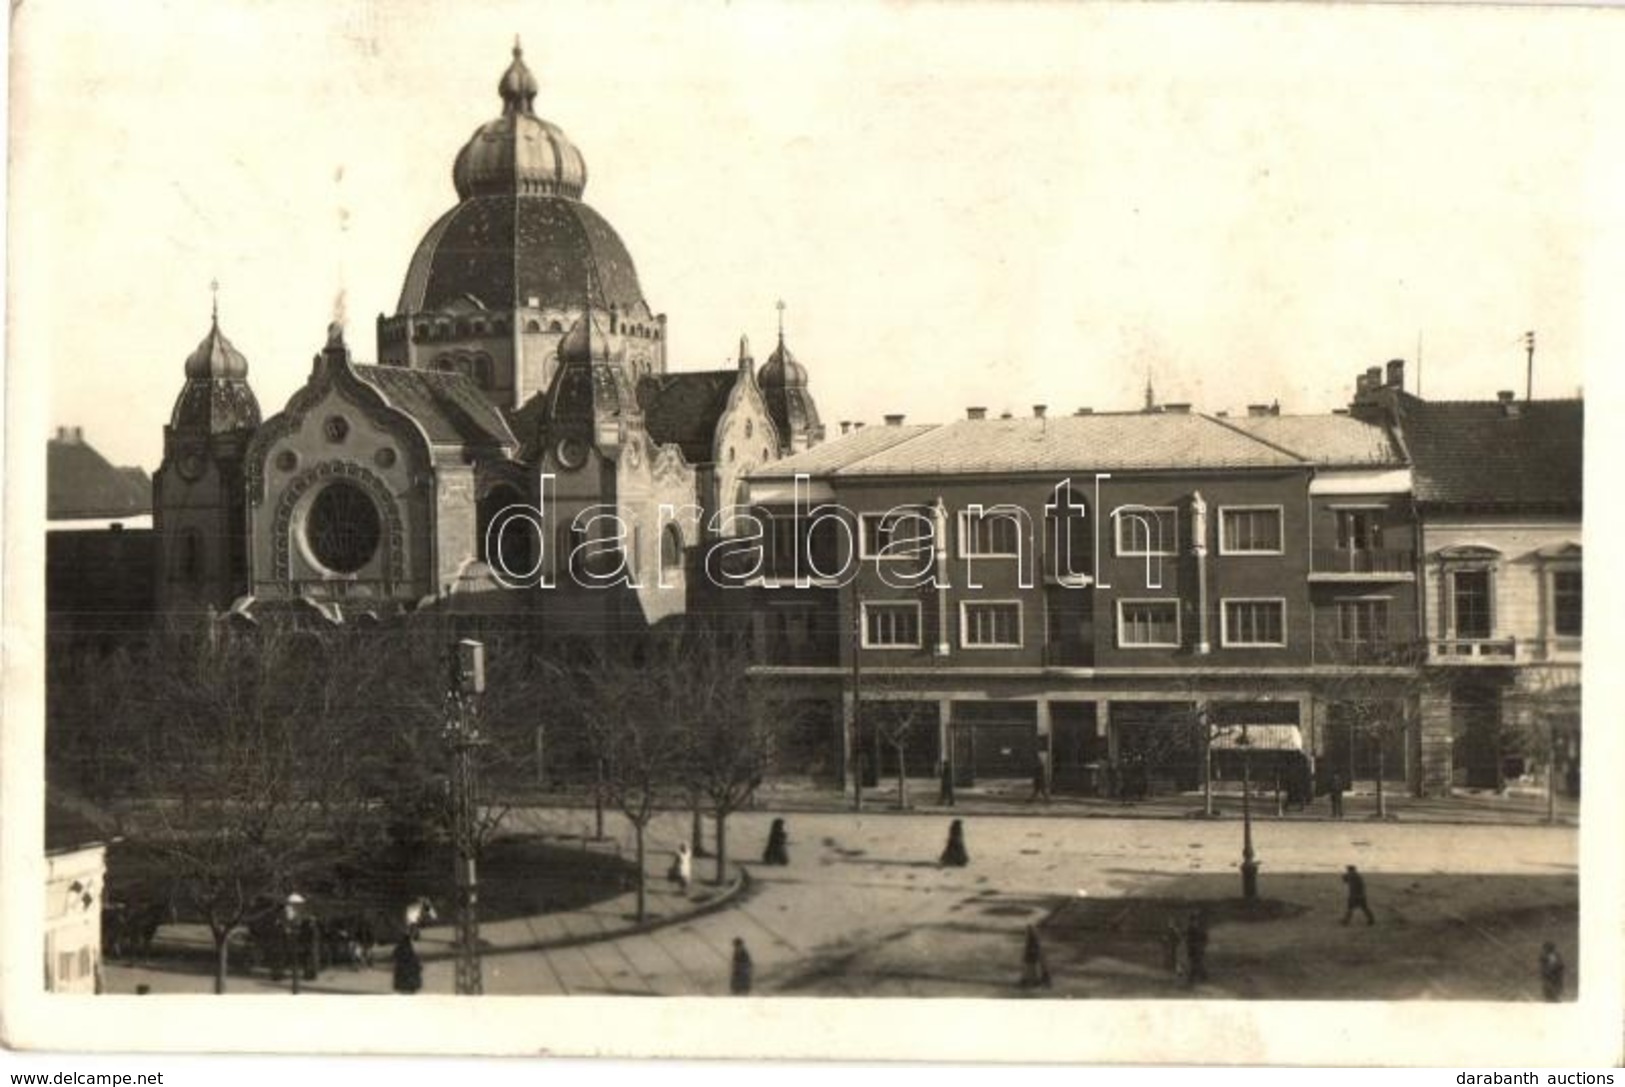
[851,586,863,812]
[446,638,488,996]
[282,892,306,996]
[1199,705,1214,818]
[1238,725,1259,901]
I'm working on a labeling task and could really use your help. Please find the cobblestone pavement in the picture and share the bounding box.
[104,806,1577,1001]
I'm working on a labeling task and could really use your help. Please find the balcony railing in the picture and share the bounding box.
[1044,643,1095,668]
[1430,637,1518,663]
[1310,547,1415,577]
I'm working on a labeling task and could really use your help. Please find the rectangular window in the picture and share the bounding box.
[959,509,1023,557]
[1222,598,1287,647]
[863,601,921,648]
[1114,507,1178,557]
[961,601,1022,648]
[860,507,933,560]
[1336,598,1390,644]
[1553,570,1582,637]
[1336,509,1384,551]
[1117,599,1180,647]
[1220,506,1284,554]
[1452,570,1492,638]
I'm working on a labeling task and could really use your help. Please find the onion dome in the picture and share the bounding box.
[758,326,821,447]
[170,314,261,434]
[184,314,250,380]
[452,41,587,201]
[548,310,634,425]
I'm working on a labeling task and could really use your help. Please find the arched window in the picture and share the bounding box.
[526,319,542,334]
[173,528,203,580]
[745,419,754,439]
[549,320,564,333]
[660,524,684,576]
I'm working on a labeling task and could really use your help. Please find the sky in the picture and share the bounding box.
[12,0,1624,473]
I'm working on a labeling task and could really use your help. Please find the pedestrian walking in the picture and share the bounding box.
[730,937,753,995]
[938,759,956,807]
[391,935,422,995]
[1328,772,1345,818]
[1030,753,1051,803]
[1163,918,1183,976]
[940,818,969,867]
[1340,864,1374,925]
[1020,925,1052,989]
[762,818,789,866]
[1185,910,1209,984]
[1539,942,1565,1002]
[668,841,693,892]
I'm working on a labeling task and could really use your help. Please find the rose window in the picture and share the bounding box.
[305,481,381,573]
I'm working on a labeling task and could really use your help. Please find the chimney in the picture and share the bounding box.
[966,407,987,421]
[1032,404,1047,419]
[854,422,866,430]
[1215,411,1228,418]
[999,410,1013,420]
[1496,390,1515,402]
[840,421,853,435]
[1074,407,1093,416]
[1385,359,1405,389]
[1365,366,1382,388]
[1498,390,1522,417]
[884,413,905,427]
[1163,403,1191,415]
[1247,404,1272,418]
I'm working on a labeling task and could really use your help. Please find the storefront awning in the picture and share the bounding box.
[1210,725,1304,751]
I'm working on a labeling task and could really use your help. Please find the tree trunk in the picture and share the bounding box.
[212,927,229,995]
[896,744,908,809]
[593,761,605,840]
[691,793,707,857]
[633,821,647,923]
[714,810,728,885]
[1375,742,1387,818]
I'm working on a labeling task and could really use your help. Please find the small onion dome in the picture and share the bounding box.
[452,43,587,200]
[184,316,250,380]
[758,332,809,389]
[557,309,610,365]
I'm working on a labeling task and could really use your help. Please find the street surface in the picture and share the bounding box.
[106,805,1577,1001]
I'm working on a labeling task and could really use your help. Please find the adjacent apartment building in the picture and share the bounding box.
[741,383,1425,797]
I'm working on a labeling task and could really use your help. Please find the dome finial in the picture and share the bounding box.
[210,277,220,326]
[499,36,539,115]
[775,298,787,345]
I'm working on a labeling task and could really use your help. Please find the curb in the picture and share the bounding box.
[416,866,754,963]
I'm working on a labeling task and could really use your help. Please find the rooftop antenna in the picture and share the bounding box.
[210,278,220,325]
[1524,330,1536,401]
[1143,369,1155,413]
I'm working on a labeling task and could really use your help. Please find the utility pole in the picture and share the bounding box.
[851,587,864,812]
[1239,725,1259,902]
[1525,330,1536,401]
[446,638,487,995]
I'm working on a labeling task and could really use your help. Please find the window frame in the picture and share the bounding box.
[1220,596,1288,648]
[957,508,1025,559]
[1448,567,1494,640]
[861,600,923,650]
[1551,567,1582,639]
[1113,506,1179,558]
[1332,505,1386,552]
[859,506,934,561]
[1217,504,1285,556]
[1334,596,1391,645]
[1115,597,1182,649]
[959,599,1024,650]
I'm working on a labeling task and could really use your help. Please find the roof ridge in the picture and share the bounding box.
[1199,412,1310,464]
[827,423,943,476]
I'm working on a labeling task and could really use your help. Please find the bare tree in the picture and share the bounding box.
[118,625,372,993]
[569,649,685,922]
[861,670,940,811]
[670,632,777,884]
[1311,642,1432,819]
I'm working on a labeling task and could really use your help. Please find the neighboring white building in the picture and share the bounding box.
[45,794,114,993]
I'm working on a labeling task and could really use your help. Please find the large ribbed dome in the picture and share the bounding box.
[396,42,649,318]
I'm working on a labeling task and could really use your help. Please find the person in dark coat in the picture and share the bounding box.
[940,818,969,867]
[1341,864,1374,925]
[1163,918,1184,976]
[391,935,422,994]
[1328,773,1345,818]
[1020,925,1052,989]
[938,760,956,807]
[762,818,789,866]
[1539,942,1565,1002]
[730,937,753,995]
[1185,910,1209,984]
[1030,753,1051,803]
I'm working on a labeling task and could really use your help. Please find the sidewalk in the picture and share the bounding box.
[102,844,748,996]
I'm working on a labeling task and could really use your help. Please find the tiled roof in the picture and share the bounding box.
[46,788,119,854]
[47,436,151,520]
[637,370,739,464]
[1397,397,1582,510]
[1219,414,1404,467]
[396,195,647,317]
[757,413,1304,479]
[353,365,518,449]
[750,423,936,478]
